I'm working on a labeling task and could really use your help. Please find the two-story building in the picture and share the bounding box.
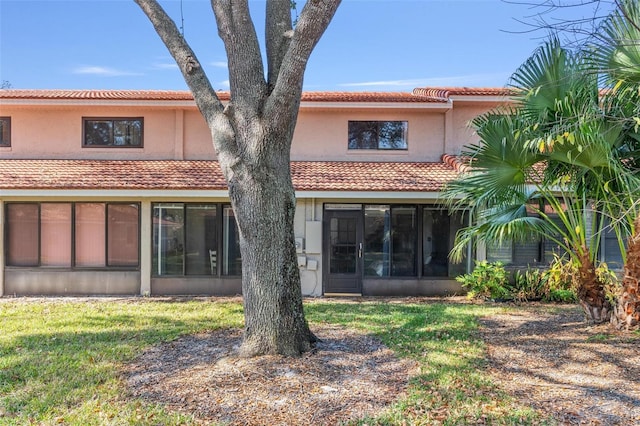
[0,87,511,297]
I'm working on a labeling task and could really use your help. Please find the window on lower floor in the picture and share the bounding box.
[6,204,39,266]
[0,117,10,147]
[363,205,464,278]
[348,121,408,150]
[423,209,467,277]
[83,117,143,147]
[486,240,542,265]
[41,203,72,267]
[486,203,567,267]
[152,203,241,276]
[600,218,628,269]
[107,204,140,266]
[5,202,140,268]
[223,206,242,276]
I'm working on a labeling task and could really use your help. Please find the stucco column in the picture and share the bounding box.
[0,200,4,297]
[443,108,453,154]
[140,201,152,296]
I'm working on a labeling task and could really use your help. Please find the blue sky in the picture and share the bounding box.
[0,0,614,91]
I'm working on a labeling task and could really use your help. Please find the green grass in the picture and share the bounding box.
[0,298,551,425]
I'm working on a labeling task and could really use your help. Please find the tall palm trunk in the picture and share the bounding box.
[611,216,640,330]
[576,249,612,323]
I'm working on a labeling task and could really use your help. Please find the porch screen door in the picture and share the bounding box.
[324,210,362,294]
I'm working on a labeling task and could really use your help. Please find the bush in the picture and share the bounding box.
[540,254,621,304]
[512,268,547,302]
[545,288,578,303]
[456,261,510,300]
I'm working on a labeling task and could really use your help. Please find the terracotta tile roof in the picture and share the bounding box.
[0,89,203,101]
[0,160,228,190]
[0,159,460,192]
[412,87,515,98]
[441,154,472,173]
[0,89,418,103]
[0,88,507,103]
[291,161,459,191]
[301,91,445,103]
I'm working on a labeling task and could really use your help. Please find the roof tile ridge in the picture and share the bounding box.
[411,87,450,101]
[442,153,472,173]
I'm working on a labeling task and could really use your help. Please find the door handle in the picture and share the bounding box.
[358,242,363,258]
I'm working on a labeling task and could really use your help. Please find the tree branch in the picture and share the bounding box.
[211,0,267,105]
[134,0,237,162]
[266,0,341,122]
[134,0,222,120]
[266,0,294,89]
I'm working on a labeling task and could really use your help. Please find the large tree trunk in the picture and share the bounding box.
[576,249,612,323]
[611,215,640,330]
[225,131,315,357]
[135,0,341,357]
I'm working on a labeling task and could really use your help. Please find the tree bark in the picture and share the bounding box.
[228,145,315,356]
[611,215,640,330]
[576,249,612,323]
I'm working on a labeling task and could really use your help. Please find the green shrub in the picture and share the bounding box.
[512,268,548,302]
[542,254,578,302]
[456,261,510,300]
[545,288,578,303]
[597,262,622,304]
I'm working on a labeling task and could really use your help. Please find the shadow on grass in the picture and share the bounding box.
[306,301,543,424]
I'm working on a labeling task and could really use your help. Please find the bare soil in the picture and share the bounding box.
[123,301,640,425]
[124,324,418,426]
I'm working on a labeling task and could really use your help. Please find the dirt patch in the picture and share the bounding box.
[480,304,640,425]
[124,324,418,426]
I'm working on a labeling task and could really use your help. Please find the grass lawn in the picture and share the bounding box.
[0,298,551,425]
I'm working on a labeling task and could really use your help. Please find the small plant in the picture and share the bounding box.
[542,254,620,304]
[596,262,622,304]
[586,333,612,342]
[545,288,578,303]
[456,261,510,300]
[512,268,548,302]
[542,254,579,303]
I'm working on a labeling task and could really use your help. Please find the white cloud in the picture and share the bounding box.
[153,63,179,70]
[211,61,228,68]
[72,66,142,77]
[339,73,511,89]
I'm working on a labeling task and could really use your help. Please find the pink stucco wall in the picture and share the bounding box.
[0,100,498,161]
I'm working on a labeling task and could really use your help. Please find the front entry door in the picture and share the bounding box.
[324,210,363,294]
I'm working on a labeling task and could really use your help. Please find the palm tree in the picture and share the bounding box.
[590,0,640,329]
[444,24,640,323]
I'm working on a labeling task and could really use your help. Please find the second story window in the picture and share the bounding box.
[0,117,10,147]
[348,121,408,150]
[83,117,143,147]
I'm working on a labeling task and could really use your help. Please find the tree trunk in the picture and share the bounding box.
[227,137,315,357]
[576,249,612,323]
[611,215,640,330]
[135,0,342,357]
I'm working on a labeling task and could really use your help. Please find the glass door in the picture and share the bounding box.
[324,209,363,294]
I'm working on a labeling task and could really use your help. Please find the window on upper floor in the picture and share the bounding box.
[348,121,408,150]
[83,117,143,147]
[0,117,10,147]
